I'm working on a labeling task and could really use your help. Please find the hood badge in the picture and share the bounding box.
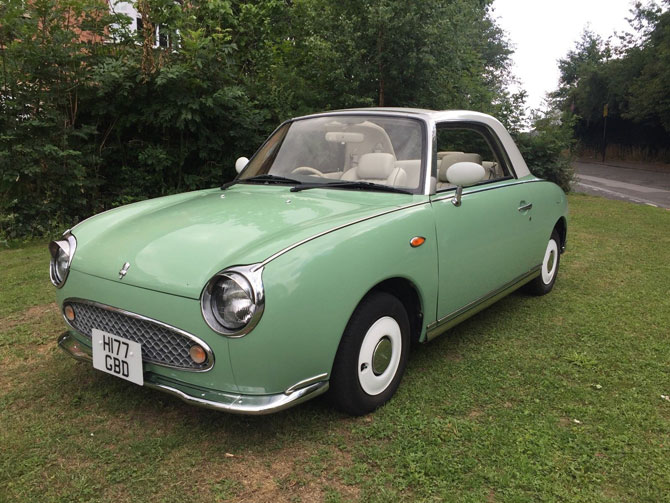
[119,262,131,280]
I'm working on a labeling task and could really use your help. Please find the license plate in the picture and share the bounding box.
[92,328,144,386]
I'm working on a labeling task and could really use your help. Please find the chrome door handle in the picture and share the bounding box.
[518,202,533,212]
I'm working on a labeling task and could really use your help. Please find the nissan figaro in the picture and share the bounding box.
[52,108,568,415]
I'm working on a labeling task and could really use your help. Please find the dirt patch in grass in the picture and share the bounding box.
[444,350,463,362]
[0,302,58,332]
[467,408,483,419]
[203,445,360,503]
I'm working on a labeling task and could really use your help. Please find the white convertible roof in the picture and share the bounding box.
[301,108,531,178]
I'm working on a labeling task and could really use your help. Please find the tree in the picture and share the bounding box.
[550,1,670,160]
[1,0,533,238]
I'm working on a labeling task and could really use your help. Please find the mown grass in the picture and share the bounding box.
[1,194,669,502]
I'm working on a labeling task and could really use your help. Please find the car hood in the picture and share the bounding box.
[70,185,416,299]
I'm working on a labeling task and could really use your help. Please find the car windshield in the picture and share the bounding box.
[238,115,425,194]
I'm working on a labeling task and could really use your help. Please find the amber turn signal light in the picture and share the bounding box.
[189,345,207,364]
[64,304,75,321]
[409,236,426,248]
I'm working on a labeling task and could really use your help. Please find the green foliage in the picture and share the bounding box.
[551,2,670,158]
[0,0,540,239]
[515,112,575,192]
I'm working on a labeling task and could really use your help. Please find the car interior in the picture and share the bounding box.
[247,117,510,193]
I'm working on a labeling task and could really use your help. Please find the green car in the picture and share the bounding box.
[52,108,568,416]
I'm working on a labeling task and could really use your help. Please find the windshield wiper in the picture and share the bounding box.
[221,174,302,190]
[290,180,412,194]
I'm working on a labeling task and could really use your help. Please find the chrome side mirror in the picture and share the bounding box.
[446,162,486,207]
[235,157,249,174]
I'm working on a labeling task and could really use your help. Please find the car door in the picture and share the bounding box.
[430,123,540,323]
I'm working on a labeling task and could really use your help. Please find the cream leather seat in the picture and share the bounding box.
[342,153,407,187]
[394,159,421,189]
[437,151,464,160]
[436,153,482,190]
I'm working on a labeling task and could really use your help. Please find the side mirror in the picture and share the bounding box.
[235,157,249,174]
[446,162,485,207]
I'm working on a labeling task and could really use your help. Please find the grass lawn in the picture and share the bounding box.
[1,193,669,502]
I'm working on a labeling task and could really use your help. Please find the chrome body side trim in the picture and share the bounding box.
[62,298,215,372]
[57,332,329,415]
[200,264,265,338]
[426,266,541,341]
[260,200,429,267]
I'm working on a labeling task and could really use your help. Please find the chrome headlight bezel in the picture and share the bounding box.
[48,232,77,288]
[200,264,265,337]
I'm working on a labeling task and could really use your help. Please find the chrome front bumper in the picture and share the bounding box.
[58,332,329,415]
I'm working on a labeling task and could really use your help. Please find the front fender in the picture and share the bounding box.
[227,200,438,394]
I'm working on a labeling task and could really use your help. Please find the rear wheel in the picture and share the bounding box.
[330,292,410,416]
[524,229,561,296]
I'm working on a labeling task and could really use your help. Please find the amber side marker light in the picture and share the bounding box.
[189,345,207,364]
[64,304,75,321]
[410,236,426,248]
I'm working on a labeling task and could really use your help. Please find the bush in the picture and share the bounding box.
[514,112,575,192]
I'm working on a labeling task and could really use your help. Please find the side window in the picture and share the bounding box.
[435,125,511,192]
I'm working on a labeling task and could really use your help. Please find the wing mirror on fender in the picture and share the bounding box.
[446,162,486,207]
[235,157,249,174]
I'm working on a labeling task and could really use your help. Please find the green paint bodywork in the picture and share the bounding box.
[54,116,568,408]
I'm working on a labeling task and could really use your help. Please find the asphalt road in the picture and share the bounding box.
[572,161,670,209]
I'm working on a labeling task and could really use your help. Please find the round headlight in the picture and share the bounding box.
[49,234,76,288]
[201,265,265,337]
[54,248,69,283]
[211,274,255,330]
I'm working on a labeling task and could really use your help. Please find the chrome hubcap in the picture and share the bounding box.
[372,336,392,375]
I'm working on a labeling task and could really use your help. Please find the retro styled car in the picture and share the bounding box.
[52,108,567,416]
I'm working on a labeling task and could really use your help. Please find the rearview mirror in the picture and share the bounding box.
[235,157,249,174]
[446,162,485,207]
[325,132,365,143]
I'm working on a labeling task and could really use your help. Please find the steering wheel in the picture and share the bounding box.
[291,166,324,177]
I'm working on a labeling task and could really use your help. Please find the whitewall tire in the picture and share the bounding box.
[330,292,410,416]
[525,229,561,296]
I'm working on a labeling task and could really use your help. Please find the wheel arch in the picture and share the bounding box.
[362,277,424,344]
[554,216,567,253]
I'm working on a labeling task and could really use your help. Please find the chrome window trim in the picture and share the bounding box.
[48,231,77,288]
[430,178,546,203]
[200,264,265,338]
[62,297,215,372]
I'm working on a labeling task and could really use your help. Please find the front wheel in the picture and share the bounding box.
[524,229,561,296]
[330,292,410,416]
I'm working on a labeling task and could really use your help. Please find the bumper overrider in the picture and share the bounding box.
[58,332,329,415]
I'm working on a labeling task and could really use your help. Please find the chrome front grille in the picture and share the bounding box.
[67,301,211,371]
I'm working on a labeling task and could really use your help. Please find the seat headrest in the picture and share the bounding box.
[357,153,396,180]
[438,153,482,181]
